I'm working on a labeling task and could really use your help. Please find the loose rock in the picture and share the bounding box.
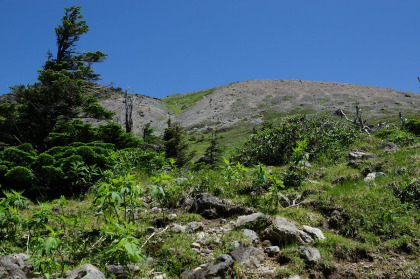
[180,254,235,279]
[235,212,270,231]
[302,225,325,240]
[299,246,321,263]
[66,264,105,279]
[230,245,265,269]
[242,229,260,244]
[260,217,313,245]
[264,246,280,257]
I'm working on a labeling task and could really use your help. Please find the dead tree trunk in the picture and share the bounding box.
[125,88,133,133]
[336,104,372,133]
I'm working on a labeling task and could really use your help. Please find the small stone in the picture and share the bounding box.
[202,248,212,254]
[152,273,167,279]
[302,225,325,240]
[242,229,260,244]
[364,172,376,182]
[186,222,204,233]
[233,241,241,248]
[261,240,272,248]
[190,242,201,249]
[220,219,227,224]
[191,248,201,253]
[170,224,186,233]
[230,245,265,269]
[150,207,161,213]
[264,246,280,257]
[299,246,321,263]
[168,213,177,220]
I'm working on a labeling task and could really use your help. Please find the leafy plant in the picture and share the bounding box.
[100,215,145,267]
[284,139,310,187]
[234,115,358,166]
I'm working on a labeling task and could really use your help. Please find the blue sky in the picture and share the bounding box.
[1,0,420,98]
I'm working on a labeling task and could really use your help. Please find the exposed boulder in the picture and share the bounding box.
[264,246,280,257]
[242,229,260,244]
[188,193,250,219]
[170,224,186,233]
[105,264,139,278]
[230,245,265,269]
[235,212,270,231]
[302,225,325,240]
[348,150,375,160]
[299,246,321,263]
[180,254,235,279]
[66,264,105,279]
[0,254,31,279]
[260,217,313,245]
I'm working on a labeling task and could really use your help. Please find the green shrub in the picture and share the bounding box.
[375,129,417,146]
[234,115,359,166]
[33,153,55,171]
[47,120,98,147]
[16,143,37,156]
[98,122,141,149]
[404,119,420,136]
[3,148,36,167]
[4,166,34,190]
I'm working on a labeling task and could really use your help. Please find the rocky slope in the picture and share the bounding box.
[99,79,420,135]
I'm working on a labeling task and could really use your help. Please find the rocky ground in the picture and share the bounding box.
[2,190,418,278]
[96,79,420,135]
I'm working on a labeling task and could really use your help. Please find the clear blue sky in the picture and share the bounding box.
[1,0,420,98]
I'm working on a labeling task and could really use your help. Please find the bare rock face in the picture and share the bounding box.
[180,254,235,279]
[230,245,265,269]
[260,217,313,245]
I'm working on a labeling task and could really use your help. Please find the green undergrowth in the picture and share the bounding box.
[162,88,215,115]
[1,116,419,278]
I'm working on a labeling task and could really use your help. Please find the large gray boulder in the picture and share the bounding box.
[180,254,235,278]
[189,193,230,219]
[260,217,313,245]
[235,213,270,231]
[66,264,105,279]
[105,264,139,278]
[0,254,32,279]
[230,245,265,269]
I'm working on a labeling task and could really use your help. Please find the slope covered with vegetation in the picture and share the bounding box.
[1,5,419,279]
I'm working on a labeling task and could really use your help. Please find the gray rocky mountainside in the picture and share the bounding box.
[96,79,420,136]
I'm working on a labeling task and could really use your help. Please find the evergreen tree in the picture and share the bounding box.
[0,6,112,150]
[204,129,222,166]
[142,122,158,144]
[162,118,194,167]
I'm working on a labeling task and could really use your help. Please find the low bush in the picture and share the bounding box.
[404,118,420,136]
[233,115,359,166]
[375,129,418,146]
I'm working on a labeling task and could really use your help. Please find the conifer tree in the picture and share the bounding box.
[162,118,194,167]
[204,129,222,166]
[0,6,112,150]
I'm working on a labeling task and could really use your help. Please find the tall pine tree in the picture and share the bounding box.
[0,6,112,150]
